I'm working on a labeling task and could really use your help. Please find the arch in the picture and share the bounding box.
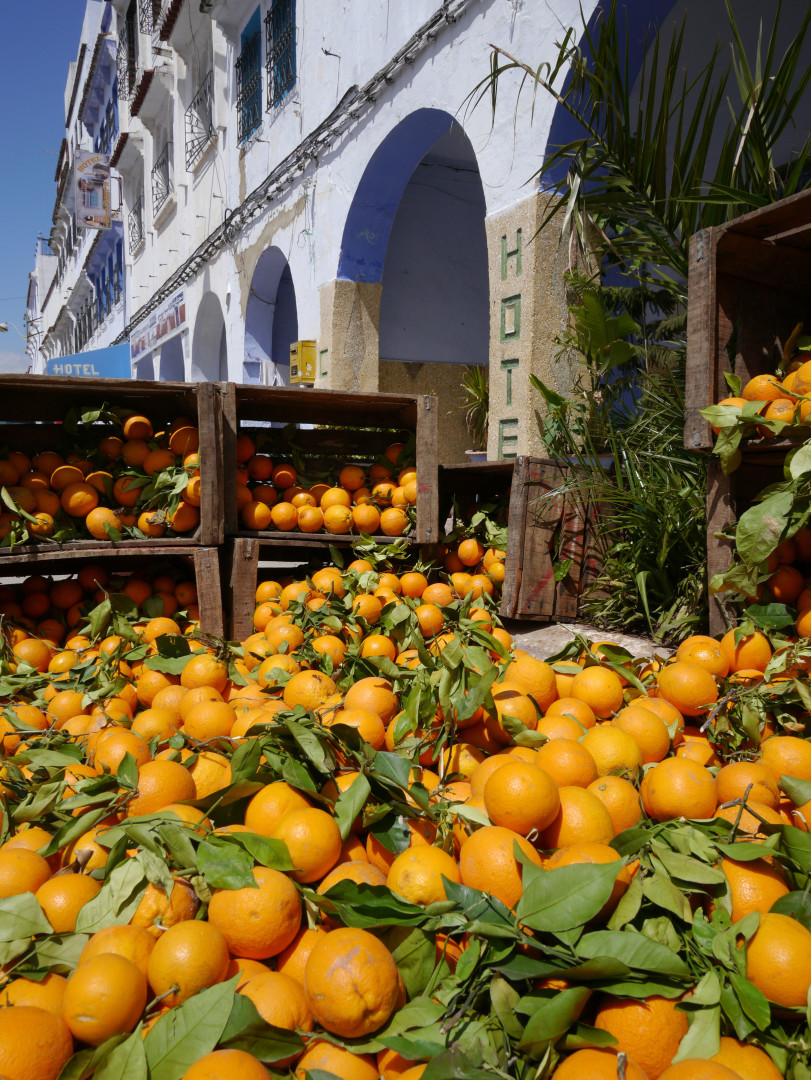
[376,119,489,367]
[191,292,228,381]
[244,247,298,384]
[133,354,155,380]
[159,335,185,381]
[338,108,475,284]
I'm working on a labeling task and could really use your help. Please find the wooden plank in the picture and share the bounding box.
[554,485,583,619]
[716,232,811,297]
[219,382,239,536]
[499,456,529,619]
[724,189,811,241]
[516,459,566,619]
[227,537,259,642]
[416,395,439,544]
[196,381,223,546]
[685,229,718,451]
[192,546,224,637]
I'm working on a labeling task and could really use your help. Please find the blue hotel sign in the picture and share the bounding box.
[45,343,132,380]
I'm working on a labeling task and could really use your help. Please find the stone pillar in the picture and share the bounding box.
[316,279,382,392]
[485,193,577,460]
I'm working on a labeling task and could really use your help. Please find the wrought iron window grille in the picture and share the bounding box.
[152,142,173,215]
[139,0,163,35]
[117,12,138,99]
[236,31,262,143]
[113,263,122,301]
[185,71,216,170]
[129,194,145,253]
[265,0,296,109]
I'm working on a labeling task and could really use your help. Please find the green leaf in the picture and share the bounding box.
[32,932,89,973]
[490,974,524,1040]
[93,1028,148,1080]
[144,977,239,1080]
[641,873,693,922]
[57,1035,130,1080]
[672,1005,720,1062]
[390,927,436,999]
[655,850,726,885]
[577,929,691,977]
[230,832,295,872]
[75,858,147,933]
[315,881,426,928]
[770,890,811,930]
[219,993,305,1062]
[197,839,257,890]
[735,491,794,568]
[778,774,811,807]
[790,443,811,479]
[333,773,371,841]
[0,892,53,941]
[516,862,622,932]
[729,970,771,1029]
[518,987,592,1052]
[374,750,412,790]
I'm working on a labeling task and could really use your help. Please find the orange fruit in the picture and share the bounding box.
[675,635,730,677]
[655,661,718,716]
[60,481,99,517]
[593,994,689,1080]
[147,918,230,1006]
[545,696,596,728]
[538,785,615,847]
[180,653,229,692]
[303,927,400,1037]
[344,676,398,722]
[130,878,198,938]
[318,861,387,896]
[183,1050,272,1079]
[283,669,337,709]
[35,873,102,933]
[276,926,329,986]
[239,970,313,1059]
[127,758,196,816]
[0,849,51,898]
[658,1062,740,1080]
[78,924,156,977]
[380,507,409,536]
[535,738,599,787]
[0,1005,74,1080]
[612,705,671,763]
[245,781,312,836]
[295,1042,378,1080]
[459,825,544,909]
[746,911,811,1007]
[570,666,624,718]
[587,775,643,835]
[551,1049,649,1080]
[62,953,147,1045]
[536,713,587,742]
[719,628,772,673]
[640,757,717,821]
[715,800,783,841]
[715,760,779,808]
[0,972,67,1015]
[580,724,644,776]
[504,650,558,711]
[273,807,342,883]
[482,761,560,835]
[741,373,783,401]
[720,856,789,923]
[208,866,301,959]
[710,1036,783,1080]
[386,846,461,905]
[759,734,811,783]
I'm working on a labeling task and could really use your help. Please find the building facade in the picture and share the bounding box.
[30,0,799,460]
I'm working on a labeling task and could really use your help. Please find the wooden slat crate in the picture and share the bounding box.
[438,460,514,533]
[705,451,786,636]
[0,544,225,637]
[219,384,439,546]
[0,375,222,550]
[685,190,811,452]
[499,456,606,622]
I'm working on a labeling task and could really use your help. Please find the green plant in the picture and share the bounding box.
[458,366,489,451]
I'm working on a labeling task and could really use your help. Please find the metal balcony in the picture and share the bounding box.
[152,141,173,215]
[128,195,145,253]
[185,71,216,170]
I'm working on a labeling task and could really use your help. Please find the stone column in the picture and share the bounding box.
[316,280,382,392]
[485,193,576,460]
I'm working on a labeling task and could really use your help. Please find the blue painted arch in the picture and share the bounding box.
[338,108,472,284]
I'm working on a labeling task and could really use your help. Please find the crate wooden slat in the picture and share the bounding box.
[437,460,514,532]
[0,375,223,549]
[499,456,605,622]
[0,544,224,637]
[685,191,811,452]
[219,384,439,546]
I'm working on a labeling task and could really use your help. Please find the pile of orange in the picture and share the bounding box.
[0,409,202,545]
[0,549,806,1078]
[235,437,417,536]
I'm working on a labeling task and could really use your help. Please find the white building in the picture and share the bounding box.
[28,0,811,460]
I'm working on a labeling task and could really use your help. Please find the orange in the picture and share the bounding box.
[329,707,386,750]
[0,849,51,898]
[130,878,198,938]
[295,1042,378,1080]
[208,866,301,959]
[593,994,689,1080]
[536,713,587,742]
[180,653,229,692]
[62,953,147,1044]
[147,919,230,1006]
[270,501,298,530]
[721,856,789,923]
[655,660,718,716]
[741,373,783,401]
[360,635,397,661]
[386,846,461,905]
[380,507,409,536]
[127,758,196,816]
[0,972,67,1015]
[612,705,671,764]
[344,676,398,722]
[551,1049,649,1080]
[640,757,717,821]
[303,927,400,1037]
[35,873,102,933]
[581,724,644,776]
[535,738,599,788]
[245,781,313,836]
[183,699,237,741]
[276,926,329,985]
[123,413,153,439]
[716,760,779,808]
[759,734,811,783]
[60,481,99,517]
[570,666,624,719]
[768,564,805,603]
[545,696,596,728]
[503,650,558,711]
[78,924,155,977]
[658,1063,740,1080]
[719,628,772,673]
[318,861,387,896]
[0,1005,74,1080]
[283,669,337,710]
[273,807,342,883]
[746,911,811,1007]
[483,761,560,835]
[675,634,730,677]
[239,970,313,1059]
[94,727,152,774]
[415,603,444,637]
[710,1036,783,1080]
[587,775,643,835]
[459,825,544,909]
[715,800,783,841]
[539,786,615,847]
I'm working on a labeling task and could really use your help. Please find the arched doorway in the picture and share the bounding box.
[159,335,185,381]
[191,292,228,381]
[244,248,298,385]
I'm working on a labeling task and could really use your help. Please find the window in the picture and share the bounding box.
[152,139,173,214]
[117,0,138,98]
[265,0,295,109]
[236,9,262,143]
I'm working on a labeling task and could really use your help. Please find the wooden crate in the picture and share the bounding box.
[705,451,785,636]
[438,460,514,533]
[0,544,224,637]
[226,536,341,641]
[219,384,439,546]
[499,456,605,622]
[686,190,811,452]
[0,375,222,550]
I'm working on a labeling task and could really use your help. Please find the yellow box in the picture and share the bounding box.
[289,340,316,384]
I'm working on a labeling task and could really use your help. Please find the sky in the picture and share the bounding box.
[0,2,88,372]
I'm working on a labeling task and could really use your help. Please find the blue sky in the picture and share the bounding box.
[0,3,88,371]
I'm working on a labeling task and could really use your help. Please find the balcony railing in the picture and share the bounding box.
[236,31,261,143]
[152,142,173,215]
[265,0,296,109]
[128,195,145,253]
[185,71,216,170]
[117,23,138,98]
[139,0,163,34]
